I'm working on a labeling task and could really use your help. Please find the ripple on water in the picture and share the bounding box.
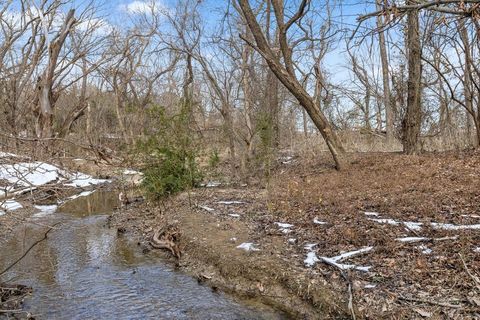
[1,193,284,319]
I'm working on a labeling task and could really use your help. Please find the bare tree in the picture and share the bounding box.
[237,0,348,169]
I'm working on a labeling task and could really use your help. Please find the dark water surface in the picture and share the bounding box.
[0,191,284,319]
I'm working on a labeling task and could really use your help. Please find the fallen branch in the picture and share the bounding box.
[459,253,480,292]
[0,222,60,277]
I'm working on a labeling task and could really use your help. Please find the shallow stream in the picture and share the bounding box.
[0,191,283,319]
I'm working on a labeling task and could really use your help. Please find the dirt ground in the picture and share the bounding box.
[109,150,480,319]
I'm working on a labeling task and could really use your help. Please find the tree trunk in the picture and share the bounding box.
[402,4,422,154]
[376,0,394,143]
[237,0,348,170]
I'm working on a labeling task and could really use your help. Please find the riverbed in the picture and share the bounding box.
[0,191,284,319]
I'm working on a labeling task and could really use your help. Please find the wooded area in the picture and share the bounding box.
[0,0,478,168]
[1,0,480,319]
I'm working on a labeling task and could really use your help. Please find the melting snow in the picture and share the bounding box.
[228,213,240,218]
[364,211,380,217]
[417,245,432,254]
[68,190,95,200]
[1,199,23,211]
[304,243,317,250]
[198,205,215,212]
[33,205,58,217]
[0,151,18,158]
[275,222,293,233]
[364,284,377,289]
[474,247,480,253]
[0,162,108,189]
[217,201,245,205]
[369,218,423,231]
[396,237,429,243]
[305,246,373,272]
[313,218,327,225]
[431,222,480,231]
[123,169,143,175]
[304,251,319,267]
[236,242,260,251]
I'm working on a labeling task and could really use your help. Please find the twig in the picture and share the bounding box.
[0,222,61,277]
[459,253,480,292]
[319,257,357,320]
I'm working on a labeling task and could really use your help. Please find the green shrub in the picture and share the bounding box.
[208,149,220,169]
[137,101,202,200]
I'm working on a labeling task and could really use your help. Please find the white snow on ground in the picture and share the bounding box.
[217,200,245,205]
[33,205,58,217]
[304,243,317,250]
[228,214,240,218]
[1,199,23,211]
[200,181,221,188]
[275,222,294,233]
[304,251,319,267]
[0,151,18,158]
[0,162,65,187]
[198,205,215,212]
[236,242,260,251]
[396,237,429,243]
[305,246,373,272]
[431,222,480,230]
[461,214,480,219]
[474,247,480,253]
[123,169,143,175]
[0,161,108,189]
[417,244,432,254]
[313,217,327,225]
[275,222,293,228]
[68,190,95,200]
[64,173,108,187]
[0,210,5,216]
[364,284,377,289]
[364,211,380,216]
[368,218,423,231]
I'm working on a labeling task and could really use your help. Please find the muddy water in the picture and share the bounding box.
[0,191,283,319]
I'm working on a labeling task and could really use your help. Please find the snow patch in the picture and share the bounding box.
[304,251,319,267]
[33,205,58,217]
[396,237,429,243]
[474,247,480,253]
[417,244,432,254]
[364,211,380,216]
[1,199,23,211]
[431,222,480,231]
[305,246,373,272]
[275,222,294,234]
[217,201,245,205]
[198,205,215,212]
[304,243,317,251]
[0,151,18,158]
[369,218,423,231]
[123,169,143,175]
[236,242,260,251]
[68,190,95,200]
[313,217,327,225]
[364,284,377,289]
[228,213,240,218]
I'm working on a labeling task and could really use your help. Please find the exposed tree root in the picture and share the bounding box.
[150,222,181,259]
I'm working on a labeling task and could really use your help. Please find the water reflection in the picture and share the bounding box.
[0,192,284,319]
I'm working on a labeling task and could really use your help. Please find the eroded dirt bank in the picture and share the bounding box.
[110,151,480,319]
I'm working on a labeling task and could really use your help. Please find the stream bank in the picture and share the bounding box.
[0,190,285,319]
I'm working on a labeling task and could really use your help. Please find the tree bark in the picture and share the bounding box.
[402,4,422,154]
[36,9,76,138]
[376,0,394,143]
[237,0,348,169]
